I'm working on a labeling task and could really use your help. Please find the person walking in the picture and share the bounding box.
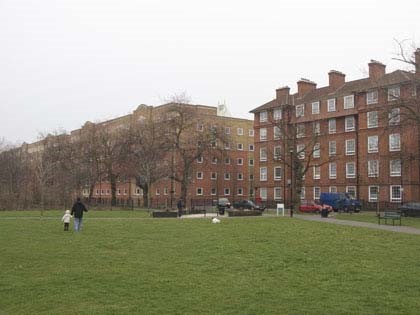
[61,210,72,231]
[71,197,88,232]
[177,198,183,218]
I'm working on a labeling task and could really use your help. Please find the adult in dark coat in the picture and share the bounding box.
[177,199,183,218]
[71,197,88,231]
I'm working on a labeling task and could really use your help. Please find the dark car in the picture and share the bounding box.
[233,199,266,211]
[398,202,420,217]
[217,198,231,215]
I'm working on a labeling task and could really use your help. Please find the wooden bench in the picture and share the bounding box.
[378,211,402,226]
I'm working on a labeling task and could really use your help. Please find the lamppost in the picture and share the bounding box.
[289,148,294,217]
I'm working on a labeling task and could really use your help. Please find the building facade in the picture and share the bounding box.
[251,50,420,209]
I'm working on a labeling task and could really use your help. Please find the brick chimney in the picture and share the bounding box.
[368,60,386,80]
[297,78,316,96]
[328,70,345,88]
[415,48,420,74]
[276,86,290,103]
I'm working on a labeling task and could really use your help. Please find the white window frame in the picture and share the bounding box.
[313,166,321,179]
[260,147,267,161]
[296,104,305,117]
[237,158,243,165]
[368,160,379,177]
[237,187,243,196]
[369,186,379,202]
[211,188,216,196]
[260,167,268,181]
[390,185,402,202]
[327,98,336,112]
[225,127,231,134]
[224,188,230,196]
[274,146,281,160]
[259,111,268,122]
[312,101,320,114]
[249,129,254,137]
[390,160,401,177]
[237,143,243,151]
[329,186,337,193]
[344,95,354,109]
[237,128,244,136]
[273,108,282,120]
[260,187,267,201]
[313,143,320,158]
[300,187,305,200]
[368,136,378,153]
[313,121,320,135]
[345,139,356,156]
[389,108,400,126]
[367,111,378,128]
[196,187,203,196]
[329,141,336,156]
[346,162,356,178]
[274,187,282,200]
[297,144,305,159]
[274,126,281,140]
[296,123,305,138]
[388,86,400,101]
[314,187,321,200]
[224,173,231,180]
[260,128,267,141]
[389,133,401,151]
[196,171,203,180]
[367,90,378,105]
[237,173,243,181]
[345,116,355,132]
[328,118,336,134]
[249,144,254,151]
[211,172,217,180]
[329,162,337,179]
[346,186,356,198]
[274,167,282,180]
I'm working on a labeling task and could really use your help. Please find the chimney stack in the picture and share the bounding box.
[328,70,345,88]
[297,78,317,96]
[276,86,290,103]
[368,60,386,80]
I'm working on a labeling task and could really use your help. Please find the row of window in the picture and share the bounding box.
[196,171,254,181]
[197,124,254,137]
[257,185,403,203]
[93,188,141,195]
[197,156,255,166]
[194,187,252,196]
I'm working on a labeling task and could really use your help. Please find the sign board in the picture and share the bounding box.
[276,203,285,216]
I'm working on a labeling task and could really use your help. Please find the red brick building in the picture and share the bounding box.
[251,50,420,209]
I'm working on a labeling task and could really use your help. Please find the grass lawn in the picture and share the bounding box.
[1,211,420,314]
[335,211,420,229]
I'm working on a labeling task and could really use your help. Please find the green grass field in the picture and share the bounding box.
[1,211,420,314]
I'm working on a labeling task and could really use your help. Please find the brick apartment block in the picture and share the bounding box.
[251,49,420,208]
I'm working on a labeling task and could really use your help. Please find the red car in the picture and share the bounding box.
[299,201,333,213]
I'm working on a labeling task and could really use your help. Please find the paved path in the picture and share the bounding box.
[294,214,420,235]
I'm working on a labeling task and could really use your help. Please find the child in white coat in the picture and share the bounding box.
[62,210,72,231]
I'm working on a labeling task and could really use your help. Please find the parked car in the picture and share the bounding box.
[398,202,420,217]
[216,198,231,215]
[233,199,266,211]
[320,192,361,212]
[299,201,333,214]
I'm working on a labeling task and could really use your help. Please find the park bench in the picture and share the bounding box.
[377,211,402,226]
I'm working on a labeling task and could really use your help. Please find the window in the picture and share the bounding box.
[345,139,356,155]
[314,187,321,199]
[211,188,216,195]
[249,144,254,151]
[329,186,337,193]
[367,90,378,105]
[344,95,354,109]
[313,166,321,179]
[274,108,282,120]
[196,188,203,195]
[329,141,336,156]
[224,173,231,180]
[260,188,267,201]
[225,157,230,165]
[388,86,400,101]
[389,133,401,151]
[345,116,355,132]
[197,156,203,163]
[390,160,401,176]
[297,144,305,159]
[260,167,268,181]
[368,160,379,177]
[389,108,400,125]
[197,123,204,131]
[296,123,305,138]
[136,188,141,195]
[249,174,254,180]
[260,148,267,161]
[155,188,160,195]
[296,104,305,117]
[211,172,217,180]
[274,126,281,139]
[196,171,203,179]
[237,143,243,150]
[237,173,243,180]
[212,157,218,164]
[329,163,337,179]
[346,186,356,198]
[237,188,243,196]
[274,146,281,160]
[249,129,254,137]
[313,143,320,158]
[96,189,100,195]
[328,98,336,112]
[367,111,378,128]
[312,101,320,114]
[224,142,231,150]
[368,136,378,153]
[369,186,379,202]
[313,121,320,135]
[237,128,244,135]
[300,187,305,200]
[274,187,282,200]
[163,188,168,195]
[390,185,402,202]
[328,118,336,134]
[117,189,121,195]
[237,158,243,165]
[346,162,356,178]
[249,159,254,166]
[259,111,268,122]
[274,167,282,180]
[224,188,230,196]
[224,127,231,134]
[260,128,267,141]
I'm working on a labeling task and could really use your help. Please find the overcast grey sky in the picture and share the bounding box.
[1,0,419,144]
